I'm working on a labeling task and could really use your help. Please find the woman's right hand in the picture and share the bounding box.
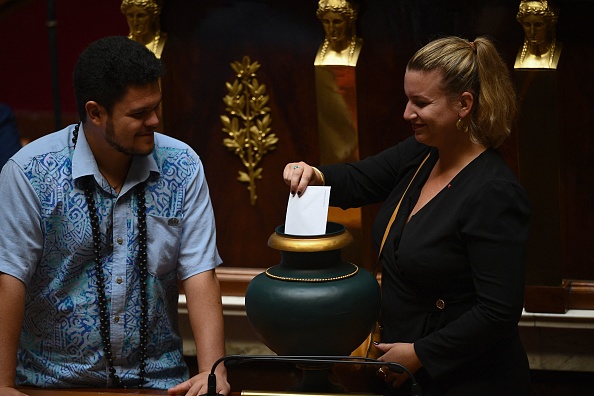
[283,162,323,197]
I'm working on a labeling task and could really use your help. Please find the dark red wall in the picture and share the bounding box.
[0,0,128,113]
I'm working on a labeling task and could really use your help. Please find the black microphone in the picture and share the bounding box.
[201,354,422,396]
[206,373,218,396]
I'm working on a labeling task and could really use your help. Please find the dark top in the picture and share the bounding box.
[319,136,531,395]
[0,104,22,169]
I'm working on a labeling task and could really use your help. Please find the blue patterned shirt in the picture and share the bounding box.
[0,124,222,388]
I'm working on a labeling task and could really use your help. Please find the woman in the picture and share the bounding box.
[285,36,531,395]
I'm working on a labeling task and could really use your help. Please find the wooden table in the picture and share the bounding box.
[16,389,245,396]
[16,388,169,395]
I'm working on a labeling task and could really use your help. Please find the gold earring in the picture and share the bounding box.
[456,118,469,133]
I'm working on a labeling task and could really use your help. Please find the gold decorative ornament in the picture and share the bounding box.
[265,263,359,283]
[315,0,362,66]
[514,0,561,69]
[221,56,278,206]
[121,0,167,58]
[318,36,358,65]
[316,0,357,21]
[242,392,374,396]
[267,226,354,252]
[456,118,469,133]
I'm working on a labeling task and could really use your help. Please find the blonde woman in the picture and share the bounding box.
[285,36,530,395]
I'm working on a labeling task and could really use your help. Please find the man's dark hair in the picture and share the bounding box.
[73,36,164,122]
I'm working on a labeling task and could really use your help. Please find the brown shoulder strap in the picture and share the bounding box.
[378,153,431,259]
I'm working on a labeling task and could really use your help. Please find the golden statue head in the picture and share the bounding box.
[316,0,360,61]
[121,0,166,58]
[516,0,558,24]
[516,0,558,46]
[514,0,561,68]
[316,0,357,22]
[121,0,161,16]
[121,0,161,41]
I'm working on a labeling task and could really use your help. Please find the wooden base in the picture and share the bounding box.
[525,280,594,313]
[16,388,168,395]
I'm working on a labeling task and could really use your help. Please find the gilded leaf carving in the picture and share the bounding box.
[221,56,278,206]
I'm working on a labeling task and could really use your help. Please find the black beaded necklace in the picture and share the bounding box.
[72,123,149,388]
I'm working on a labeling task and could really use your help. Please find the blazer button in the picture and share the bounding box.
[436,299,446,310]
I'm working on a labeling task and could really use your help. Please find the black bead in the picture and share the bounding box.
[85,180,149,388]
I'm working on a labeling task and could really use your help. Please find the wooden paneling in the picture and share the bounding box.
[159,0,321,270]
[155,1,594,314]
[7,1,594,313]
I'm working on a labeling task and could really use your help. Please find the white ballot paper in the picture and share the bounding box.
[284,186,331,235]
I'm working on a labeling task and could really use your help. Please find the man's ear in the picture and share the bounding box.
[459,91,474,118]
[85,101,105,126]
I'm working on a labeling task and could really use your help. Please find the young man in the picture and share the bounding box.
[0,36,229,396]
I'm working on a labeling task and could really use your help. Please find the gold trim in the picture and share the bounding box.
[267,229,353,252]
[242,392,375,396]
[265,263,358,283]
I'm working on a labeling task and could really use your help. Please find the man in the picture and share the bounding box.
[0,36,229,396]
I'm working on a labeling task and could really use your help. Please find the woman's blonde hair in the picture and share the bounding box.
[407,36,517,148]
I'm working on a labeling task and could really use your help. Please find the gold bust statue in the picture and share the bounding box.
[314,0,363,66]
[121,0,167,58]
[515,0,561,69]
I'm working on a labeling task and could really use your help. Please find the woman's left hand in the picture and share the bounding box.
[374,342,423,389]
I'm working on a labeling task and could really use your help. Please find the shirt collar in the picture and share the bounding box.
[71,123,160,190]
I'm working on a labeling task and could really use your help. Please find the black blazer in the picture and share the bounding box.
[319,136,531,395]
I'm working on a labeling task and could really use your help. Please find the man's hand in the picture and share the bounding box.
[171,270,229,396]
[167,370,230,396]
[0,275,26,396]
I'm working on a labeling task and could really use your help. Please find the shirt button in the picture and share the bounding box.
[436,299,446,310]
[117,237,123,245]
[114,316,120,323]
[116,277,123,284]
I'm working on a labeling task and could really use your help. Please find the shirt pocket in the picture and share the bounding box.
[146,214,183,277]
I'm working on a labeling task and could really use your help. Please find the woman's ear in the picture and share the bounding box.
[459,91,474,118]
